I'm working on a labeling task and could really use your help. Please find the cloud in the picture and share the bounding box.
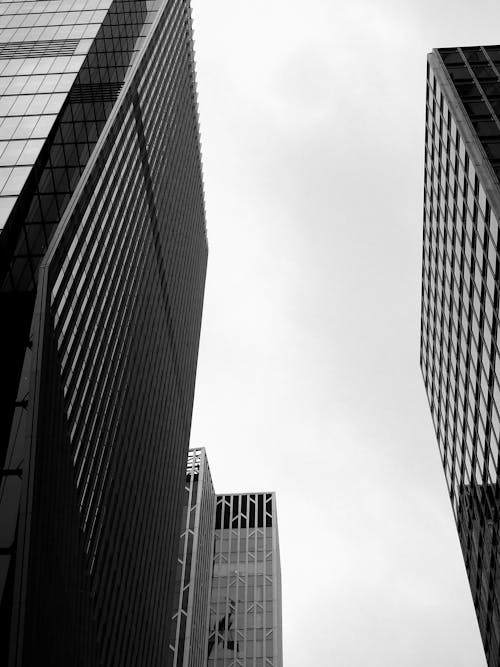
[190,0,493,664]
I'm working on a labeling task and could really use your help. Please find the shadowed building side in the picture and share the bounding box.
[0,1,207,665]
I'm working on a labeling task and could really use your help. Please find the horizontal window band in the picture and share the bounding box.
[0,38,80,60]
[68,82,123,104]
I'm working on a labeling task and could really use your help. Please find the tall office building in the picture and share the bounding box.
[170,449,216,667]
[208,492,282,667]
[0,2,207,666]
[421,46,500,666]
[170,449,283,667]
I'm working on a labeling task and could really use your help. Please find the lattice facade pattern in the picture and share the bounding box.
[208,493,282,667]
[421,46,500,666]
[169,452,283,667]
[170,449,216,667]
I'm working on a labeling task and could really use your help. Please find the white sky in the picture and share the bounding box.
[189,1,500,664]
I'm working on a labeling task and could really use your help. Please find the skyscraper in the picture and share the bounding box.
[209,491,282,667]
[421,46,500,666]
[170,449,283,667]
[170,448,216,667]
[0,2,207,665]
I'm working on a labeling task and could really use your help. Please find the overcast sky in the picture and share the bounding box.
[188,1,500,665]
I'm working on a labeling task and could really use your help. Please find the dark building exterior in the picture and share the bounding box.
[169,449,283,667]
[0,2,207,666]
[421,46,500,666]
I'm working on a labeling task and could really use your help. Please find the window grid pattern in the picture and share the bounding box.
[2,0,208,665]
[169,449,216,667]
[0,1,112,229]
[0,0,148,288]
[421,51,500,666]
[0,0,111,17]
[0,3,151,663]
[48,2,205,661]
[208,493,282,667]
[439,46,500,185]
[0,39,80,59]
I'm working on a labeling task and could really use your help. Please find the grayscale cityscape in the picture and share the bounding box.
[4,0,500,666]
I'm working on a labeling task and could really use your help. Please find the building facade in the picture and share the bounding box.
[208,492,282,667]
[0,2,207,666]
[421,45,500,666]
[170,449,216,667]
[170,450,283,667]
